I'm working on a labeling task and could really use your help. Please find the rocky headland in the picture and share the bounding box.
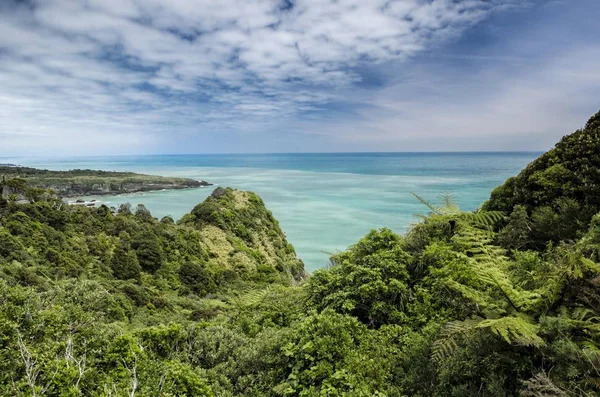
[0,166,212,198]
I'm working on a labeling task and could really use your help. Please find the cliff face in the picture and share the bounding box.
[45,179,209,197]
[0,166,211,197]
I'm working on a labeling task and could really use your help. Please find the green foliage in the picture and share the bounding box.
[111,242,141,280]
[131,230,164,272]
[279,309,396,396]
[2,111,600,396]
[307,228,411,328]
[178,261,215,295]
[486,110,600,246]
[183,187,306,283]
[0,184,309,395]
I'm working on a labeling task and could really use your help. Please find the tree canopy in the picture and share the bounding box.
[1,111,600,396]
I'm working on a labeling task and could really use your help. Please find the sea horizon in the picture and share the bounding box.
[3,152,540,271]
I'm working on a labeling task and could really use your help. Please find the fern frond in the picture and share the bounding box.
[439,192,459,213]
[583,377,600,391]
[411,192,444,215]
[431,319,482,363]
[229,286,273,310]
[520,372,567,397]
[464,211,505,228]
[476,316,545,347]
[433,316,544,365]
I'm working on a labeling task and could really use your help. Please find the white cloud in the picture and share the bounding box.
[307,45,600,151]
[0,0,516,155]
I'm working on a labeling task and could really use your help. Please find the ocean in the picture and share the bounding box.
[7,152,539,272]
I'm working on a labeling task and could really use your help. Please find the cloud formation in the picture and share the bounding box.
[0,0,522,154]
[2,0,599,155]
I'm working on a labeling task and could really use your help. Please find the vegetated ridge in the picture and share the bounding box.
[0,111,599,396]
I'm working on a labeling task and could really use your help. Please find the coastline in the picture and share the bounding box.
[0,165,213,198]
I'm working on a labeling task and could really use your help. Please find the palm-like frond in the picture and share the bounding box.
[432,315,544,363]
[520,373,567,397]
[431,319,482,363]
[411,192,446,216]
[411,192,504,229]
[229,286,273,311]
[476,316,545,347]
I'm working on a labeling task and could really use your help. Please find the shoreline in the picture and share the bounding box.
[1,165,213,198]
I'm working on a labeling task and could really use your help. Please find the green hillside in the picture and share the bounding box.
[1,111,600,396]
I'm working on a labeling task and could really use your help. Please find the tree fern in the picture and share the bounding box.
[520,373,567,397]
[411,192,504,229]
[463,210,505,229]
[452,223,543,313]
[476,316,544,347]
[432,315,544,363]
[228,286,273,311]
[431,319,483,363]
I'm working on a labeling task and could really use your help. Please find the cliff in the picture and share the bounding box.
[0,166,211,197]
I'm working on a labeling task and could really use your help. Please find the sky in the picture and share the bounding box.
[1,0,599,156]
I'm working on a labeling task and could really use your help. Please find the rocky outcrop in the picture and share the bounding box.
[46,179,211,197]
[1,185,27,201]
[0,166,212,197]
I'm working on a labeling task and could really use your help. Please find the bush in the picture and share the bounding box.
[131,231,164,272]
[111,243,141,280]
[178,262,215,295]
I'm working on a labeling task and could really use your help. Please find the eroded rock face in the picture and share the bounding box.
[1,185,27,201]
[0,166,213,197]
[47,180,212,197]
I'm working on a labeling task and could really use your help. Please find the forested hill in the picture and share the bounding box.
[0,111,600,396]
[484,110,600,249]
[0,166,211,197]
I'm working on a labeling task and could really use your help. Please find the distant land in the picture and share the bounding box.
[0,166,212,197]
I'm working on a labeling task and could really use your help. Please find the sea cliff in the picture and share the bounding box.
[0,166,211,198]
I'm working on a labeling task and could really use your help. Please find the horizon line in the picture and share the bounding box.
[2,150,545,159]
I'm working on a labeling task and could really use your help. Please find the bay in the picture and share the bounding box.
[7,152,539,271]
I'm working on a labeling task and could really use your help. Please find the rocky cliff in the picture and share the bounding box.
[0,166,211,197]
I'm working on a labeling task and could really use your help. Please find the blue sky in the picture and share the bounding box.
[1,0,599,155]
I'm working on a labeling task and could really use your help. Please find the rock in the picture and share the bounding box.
[1,185,27,201]
[211,187,227,198]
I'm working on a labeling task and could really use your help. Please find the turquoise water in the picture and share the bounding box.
[7,153,539,271]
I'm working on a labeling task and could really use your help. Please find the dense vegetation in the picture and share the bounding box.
[1,111,599,396]
[484,110,600,249]
[0,166,210,197]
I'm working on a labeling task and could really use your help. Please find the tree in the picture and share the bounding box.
[135,204,153,221]
[111,243,141,280]
[496,205,531,250]
[178,262,214,295]
[131,231,164,273]
[118,203,132,215]
[307,228,411,328]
